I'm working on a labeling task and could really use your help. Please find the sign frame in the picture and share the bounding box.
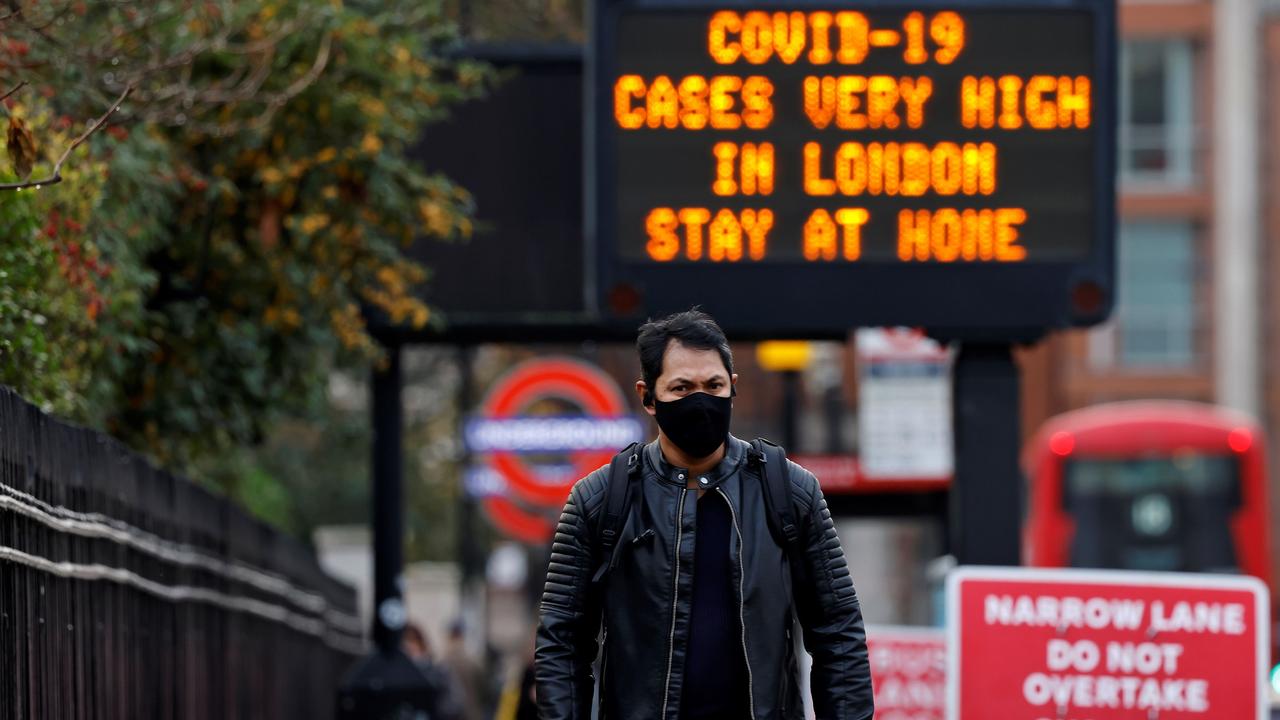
[945,566,1270,720]
[588,0,1117,339]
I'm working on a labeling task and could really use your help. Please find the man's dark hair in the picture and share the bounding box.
[636,309,733,405]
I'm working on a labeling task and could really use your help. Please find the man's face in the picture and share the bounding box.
[637,340,737,416]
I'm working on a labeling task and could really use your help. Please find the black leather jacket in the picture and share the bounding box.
[535,436,874,720]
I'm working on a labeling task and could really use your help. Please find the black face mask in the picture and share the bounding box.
[653,392,732,460]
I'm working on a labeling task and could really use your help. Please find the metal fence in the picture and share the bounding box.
[0,387,365,720]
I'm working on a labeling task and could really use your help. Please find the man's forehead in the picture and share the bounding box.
[660,342,728,379]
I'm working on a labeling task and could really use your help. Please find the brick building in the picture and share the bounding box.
[1018,0,1275,584]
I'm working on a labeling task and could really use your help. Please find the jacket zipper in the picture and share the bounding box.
[660,488,688,720]
[716,487,757,719]
[599,628,608,718]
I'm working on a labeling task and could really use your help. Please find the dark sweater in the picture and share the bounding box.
[680,490,749,719]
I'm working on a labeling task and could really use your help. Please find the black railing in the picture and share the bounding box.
[0,387,364,720]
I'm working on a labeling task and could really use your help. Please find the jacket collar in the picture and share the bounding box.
[644,434,749,489]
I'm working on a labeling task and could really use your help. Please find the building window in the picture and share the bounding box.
[1120,38,1195,188]
[1093,221,1198,369]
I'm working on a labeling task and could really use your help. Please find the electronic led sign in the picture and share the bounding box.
[590,1,1116,336]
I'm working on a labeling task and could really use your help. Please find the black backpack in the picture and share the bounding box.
[591,438,805,584]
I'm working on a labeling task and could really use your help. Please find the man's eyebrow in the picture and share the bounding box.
[667,373,726,386]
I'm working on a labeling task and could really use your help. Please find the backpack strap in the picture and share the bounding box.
[749,438,803,557]
[591,442,643,585]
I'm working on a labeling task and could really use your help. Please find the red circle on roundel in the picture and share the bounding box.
[482,358,631,508]
[483,495,556,545]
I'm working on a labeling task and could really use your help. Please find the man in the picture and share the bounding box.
[535,309,873,720]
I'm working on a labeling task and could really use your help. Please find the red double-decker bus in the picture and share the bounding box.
[1023,400,1271,588]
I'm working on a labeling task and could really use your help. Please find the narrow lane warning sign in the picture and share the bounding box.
[946,567,1269,720]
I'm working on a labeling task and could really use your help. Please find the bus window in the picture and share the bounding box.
[1062,454,1242,574]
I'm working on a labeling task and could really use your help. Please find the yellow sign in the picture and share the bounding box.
[756,341,814,372]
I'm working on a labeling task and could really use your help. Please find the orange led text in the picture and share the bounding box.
[707,10,965,66]
[961,75,1091,129]
[646,207,775,261]
[615,74,775,130]
[804,141,997,197]
[803,76,934,129]
[803,208,870,261]
[713,142,775,196]
[897,208,1028,262]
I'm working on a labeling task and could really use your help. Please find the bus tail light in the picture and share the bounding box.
[1049,431,1075,456]
[1228,427,1253,453]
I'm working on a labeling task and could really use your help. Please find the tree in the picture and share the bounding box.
[0,1,492,487]
[0,87,116,418]
[447,0,584,42]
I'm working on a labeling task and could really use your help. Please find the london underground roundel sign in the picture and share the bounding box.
[466,357,644,542]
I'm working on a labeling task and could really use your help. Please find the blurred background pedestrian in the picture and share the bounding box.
[403,623,466,720]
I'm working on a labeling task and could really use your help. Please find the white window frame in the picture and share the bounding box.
[1119,38,1196,189]
[1089,220,1200,371]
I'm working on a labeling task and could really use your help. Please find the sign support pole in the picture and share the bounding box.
[455,345,486,655]
[371,342,406,652]
[781,369,801,451]
[949,342,1022,565]
[456,345,478,590]
[338,341,437,718]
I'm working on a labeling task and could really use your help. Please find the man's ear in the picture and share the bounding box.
[636,380,656,416]
[730,373,739,398]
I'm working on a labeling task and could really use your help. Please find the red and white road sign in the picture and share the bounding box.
[946,567,1270,720]
[868,625,946,720]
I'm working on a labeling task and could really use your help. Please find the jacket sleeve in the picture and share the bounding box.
[788,463,875,720]
[534,474,605,720]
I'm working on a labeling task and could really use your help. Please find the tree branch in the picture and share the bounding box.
[186,30,334,137]
[0,84,132,192]
[0,80,27,104]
